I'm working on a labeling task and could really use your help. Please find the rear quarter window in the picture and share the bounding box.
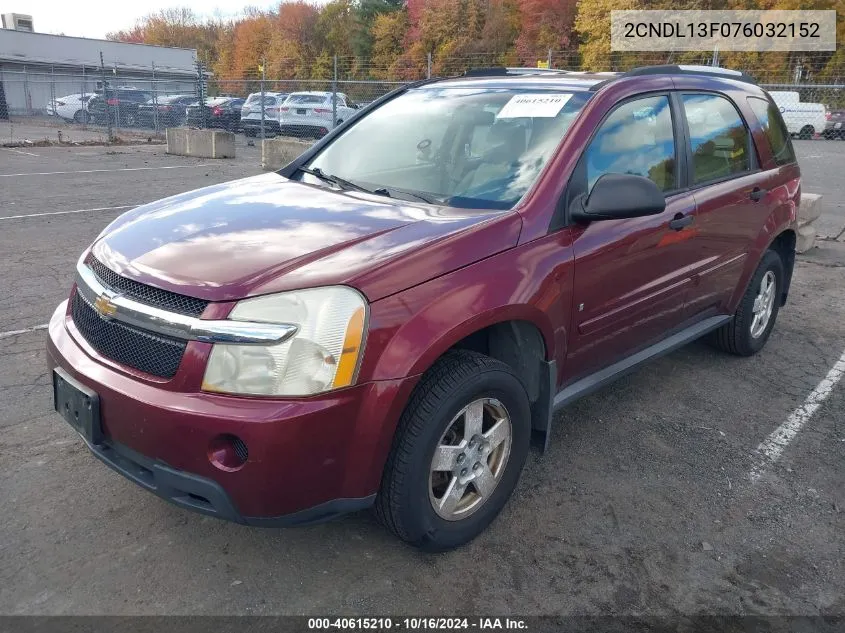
[748,97,797,167]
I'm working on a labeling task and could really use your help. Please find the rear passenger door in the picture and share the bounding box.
[565,94,702,382]
[680,92,771,318]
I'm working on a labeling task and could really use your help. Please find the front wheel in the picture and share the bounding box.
[375,350,531,551]
[711,249,784,356]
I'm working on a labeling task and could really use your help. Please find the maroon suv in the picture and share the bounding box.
[48,65,800,550]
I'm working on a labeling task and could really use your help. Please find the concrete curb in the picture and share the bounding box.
[796,193,823,253]
[262,138,312,171]
[166,128,235,159]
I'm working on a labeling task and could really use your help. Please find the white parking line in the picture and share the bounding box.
[0,205,136,221]
[751,348,845,482]
[0,164,206,178]
[1,147,39,157]
[0,324,49,340]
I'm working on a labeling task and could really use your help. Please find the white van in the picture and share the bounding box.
[769,91,827,139]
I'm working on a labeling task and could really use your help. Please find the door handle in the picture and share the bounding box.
[749,187,768,201]
[668,214,694,231]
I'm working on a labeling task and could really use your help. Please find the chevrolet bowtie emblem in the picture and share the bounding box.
[93,293,119,320]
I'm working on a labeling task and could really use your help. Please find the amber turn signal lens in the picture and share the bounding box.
[332,306,365,389]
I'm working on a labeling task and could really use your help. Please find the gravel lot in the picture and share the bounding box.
[1,140,843,616]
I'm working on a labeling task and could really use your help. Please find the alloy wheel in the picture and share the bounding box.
[429,398,512,521]
[750,270,776,338]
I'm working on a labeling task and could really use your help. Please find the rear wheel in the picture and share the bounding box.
[375,350,531,551]
[711,249,784,356]
[798,125,815,140]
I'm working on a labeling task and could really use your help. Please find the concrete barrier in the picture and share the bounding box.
[796,193,823,253]
[262,138,312,171]
[166,128,235,159]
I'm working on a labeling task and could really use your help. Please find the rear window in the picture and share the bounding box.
[156,95,191,104]
[748,97,797,166]
[286,94,327,105]
[246,94,282,105]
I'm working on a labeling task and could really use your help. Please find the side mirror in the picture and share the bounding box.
[571,173,666,223]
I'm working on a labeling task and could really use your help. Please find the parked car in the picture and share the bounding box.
[48,65,799,551]
[136,95,197,129]
[45,93,95,123]
[240,92,289,137]
[768,90,827,139]
[278,91,357,138]
[824,108,845,139]
[88,89,153,127]
[185,96,245,131]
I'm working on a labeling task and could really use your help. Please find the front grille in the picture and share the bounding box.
[89,257,208,317]
[71,290,185,378]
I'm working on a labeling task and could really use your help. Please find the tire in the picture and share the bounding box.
[124,112,137,127]
[711,249,784,356]
[375,349,531,551]
[73,110,90,124]
[243,127,256,138]
[798,125,814,140]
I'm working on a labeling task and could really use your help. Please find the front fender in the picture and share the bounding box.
[359,231,576,383]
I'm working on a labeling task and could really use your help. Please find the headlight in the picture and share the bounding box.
[202,286,367,397]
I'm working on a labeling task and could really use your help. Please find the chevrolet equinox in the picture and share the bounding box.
[48,65,800,550]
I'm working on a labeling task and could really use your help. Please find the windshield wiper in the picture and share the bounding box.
[294,166,373,195]
[295,165,442,204]
[373,186,443,205]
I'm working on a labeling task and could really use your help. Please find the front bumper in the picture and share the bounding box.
[47,300,418,524]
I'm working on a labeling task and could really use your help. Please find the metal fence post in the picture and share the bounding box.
[23,65,30,115]
[332,55,338,128]
[547,48,553,69]
[427,52,432,79]
[152,61,159,134]
[81,65,87,128]
[113,65,121,129]
[50,65,56,117]
[100,52,113,141]
[260,59,265,139]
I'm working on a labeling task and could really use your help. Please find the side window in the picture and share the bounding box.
[585,95,676,193]
[682,93,751,184]
[748,97,797,166]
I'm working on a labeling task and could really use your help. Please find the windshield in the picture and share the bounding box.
[305,86,591,209]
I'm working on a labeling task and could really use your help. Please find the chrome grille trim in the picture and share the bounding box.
[75,261,298,345]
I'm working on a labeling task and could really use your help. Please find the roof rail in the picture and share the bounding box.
[462,67,572,77]
[621,64,758,85]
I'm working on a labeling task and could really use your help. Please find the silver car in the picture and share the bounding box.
[241,92,288,137]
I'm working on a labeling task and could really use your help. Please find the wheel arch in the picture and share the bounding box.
[768,228,796,306]
[377,307,558,452]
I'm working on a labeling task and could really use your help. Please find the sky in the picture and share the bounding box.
[14,0,282,39]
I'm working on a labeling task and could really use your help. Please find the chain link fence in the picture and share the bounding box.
[1,50,842,145]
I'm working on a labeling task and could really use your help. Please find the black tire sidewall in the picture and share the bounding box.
[399,370,530,551]
[740,250,784,354]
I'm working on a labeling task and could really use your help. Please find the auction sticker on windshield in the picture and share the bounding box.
[497,93,573,118]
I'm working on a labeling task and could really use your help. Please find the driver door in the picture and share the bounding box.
[563,93,703,383]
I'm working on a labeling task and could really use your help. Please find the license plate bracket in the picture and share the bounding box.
[53,368,103,445]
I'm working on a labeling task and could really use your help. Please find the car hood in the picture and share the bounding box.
[91,173,521,303]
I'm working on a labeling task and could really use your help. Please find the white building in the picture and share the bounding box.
[0,29,197,116]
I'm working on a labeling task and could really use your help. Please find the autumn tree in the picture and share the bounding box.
[516,0,578,65]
